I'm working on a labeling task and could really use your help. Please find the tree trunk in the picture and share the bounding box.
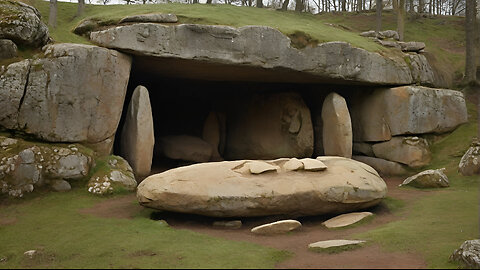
[76,0,85,17]
[342,0,347,11]
[408,0,413,12]
[295,0,304,11]
[396,0,405,41]
[418,0,424,12]
[48,0,57,28]
[257,0,263,7]
[206,0,212,3]
[282,0,290,9]
[465,0,477,83]
[376,0,382,33]
[357,0,361,11]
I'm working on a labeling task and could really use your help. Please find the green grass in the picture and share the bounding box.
[354,98,479,268]
[0,190,289,268]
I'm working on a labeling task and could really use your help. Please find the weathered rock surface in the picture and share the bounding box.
[90,24,432,85]
[322,92,352,158]
[450,239,480,269]
[119,13,178,24]
[225,92,313,160]
[251,220,302,234]
[136,157,387,217]
[308,239,366,250]
[0,0,49,47]
[0,60,29,129]
[351,86,467,142]
[0,39,17,59]
[120,85,155,177]
[459,141,480,176]
[400,168,449,188]
[87,156,137,195]
[399,41,425,52]
[407,54,435,84]
[300,158,327,171]
[353,156,407,176]
[0,43,132,146]
[372,136,431,168]
[0,135,94,197]
[73,19,99,36]
[322,212,373,228]
[379,30,400,40]
[157,135,213,163]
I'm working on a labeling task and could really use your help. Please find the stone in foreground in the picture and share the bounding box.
[251,220,301,235]
[450,239,480,269]
[308,240,366,250]
[137,157,387,217]
[372,136,431,168]
[322,212,373,228]
[400,168,449,188]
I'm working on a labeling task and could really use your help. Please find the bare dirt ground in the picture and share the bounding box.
[80,177,432,269]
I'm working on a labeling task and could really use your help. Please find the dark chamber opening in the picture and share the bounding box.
[114,56,374,174]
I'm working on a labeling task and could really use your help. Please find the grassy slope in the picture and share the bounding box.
[0,188,289,268]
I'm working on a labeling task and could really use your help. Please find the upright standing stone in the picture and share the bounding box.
[322,92,353,158]
[120,86,155,177]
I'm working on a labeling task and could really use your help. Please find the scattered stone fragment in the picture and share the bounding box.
[450,239,480,269]
[51,179,71,192]
[212,220,242,229]
[73,19,99,36]
[400,168,449,188]
[300,158,327,171]
[248,161,279,174]
[283,158,304,171]
[23,250,37,259]
[458,140,480,176]
[398,41,426,52]
[322,212,373,228]
[308,240,366,251]
[119,13,178,24]
[251,220,301,235]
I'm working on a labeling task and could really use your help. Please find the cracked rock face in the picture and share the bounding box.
[0,0,49,47]
[137,156,387,217]
[90,24,431,86]
[450,239,480,269]
[0,43,132,148]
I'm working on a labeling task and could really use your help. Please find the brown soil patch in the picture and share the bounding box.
[78,177,429,268]
[78,195,143,219]
[0,216,17,226]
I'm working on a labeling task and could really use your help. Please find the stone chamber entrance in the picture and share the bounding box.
[113,55,371,176]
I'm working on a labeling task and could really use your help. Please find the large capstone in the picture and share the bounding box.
[0,44,132,150]
[90,24,433,85]
[136,156,387,217]
[321,92,352,158]
[225,92,313,160]
[351,86,467,142]
[120,85,155,177]
[0,0,49,47]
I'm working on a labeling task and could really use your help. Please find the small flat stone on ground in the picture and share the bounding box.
[308,240,366,249]
[251,220,301,235]
[322,212,373,228]
[212,220,242,229]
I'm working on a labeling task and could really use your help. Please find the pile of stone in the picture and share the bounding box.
[360,30,425,53]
